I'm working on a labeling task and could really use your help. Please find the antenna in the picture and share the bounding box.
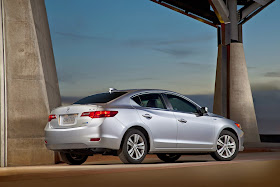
[109,88,117,94]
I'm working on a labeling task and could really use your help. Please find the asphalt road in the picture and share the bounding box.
[1,152,280,187]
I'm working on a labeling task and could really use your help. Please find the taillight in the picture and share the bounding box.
[90,138,101,142]
[235,123,241,129]
[81,111,118,118]
[48,114,56,122]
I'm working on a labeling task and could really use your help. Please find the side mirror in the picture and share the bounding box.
[201,107,208,114]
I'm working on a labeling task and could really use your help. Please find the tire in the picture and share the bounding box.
[210,130,239,161]
[118,129,148,164]
[60,152,88,165]
[157,153,181,163]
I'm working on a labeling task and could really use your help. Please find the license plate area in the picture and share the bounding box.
[60,114,78,126]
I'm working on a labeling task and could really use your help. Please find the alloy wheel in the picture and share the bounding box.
[127,134,145,160]
[217,135,236,159]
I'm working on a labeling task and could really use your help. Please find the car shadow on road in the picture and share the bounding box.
[84,160,213,166]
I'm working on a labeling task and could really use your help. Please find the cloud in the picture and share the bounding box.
[55,31,112,42]
[153,48,194,57]
[117,77,157,82]
[251,81,280,91]
[57,71,76,84]
[125,35,215,47]
[54,32,214,56]
[247,66,257,70]
[264,71,280,78]
[57,69,96,84]
[178,62,214,67]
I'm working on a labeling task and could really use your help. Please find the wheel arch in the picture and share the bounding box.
[222,127,239,141]
[213,126,240,151]
[120,125,152,152]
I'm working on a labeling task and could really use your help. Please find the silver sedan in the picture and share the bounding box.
[45,89,244,164]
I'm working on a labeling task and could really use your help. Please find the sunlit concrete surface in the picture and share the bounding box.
[0,152,280,187]
[0,0,61,167]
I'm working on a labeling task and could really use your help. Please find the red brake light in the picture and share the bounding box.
[90,138,101,142]
[235,123,241,129]
[48,114,56,122]
[81,111,118,118]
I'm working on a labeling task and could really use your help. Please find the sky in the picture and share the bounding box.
[45,0,280,134]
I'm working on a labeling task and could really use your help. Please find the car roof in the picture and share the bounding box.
[109,89,201,108]
[114,89,178,95]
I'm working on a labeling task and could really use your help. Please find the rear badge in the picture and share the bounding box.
[66,107,70,113]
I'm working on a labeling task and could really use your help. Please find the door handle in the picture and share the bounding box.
[142,114,152,119]
[178,118,187,123]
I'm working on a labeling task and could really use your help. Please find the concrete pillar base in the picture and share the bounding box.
[229,43,260,143]
[0,0,61,167]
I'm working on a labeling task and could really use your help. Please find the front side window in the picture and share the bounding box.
[167,94,199,114]
[132,94,166,109]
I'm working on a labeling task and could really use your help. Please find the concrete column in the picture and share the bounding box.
[213,1,260,144]
[213,24,230,117]
[213,44,228,117]
[229,43,260,143]
[0,0,61,167]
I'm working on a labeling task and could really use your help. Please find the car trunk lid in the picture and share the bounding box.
[49,104,103,129]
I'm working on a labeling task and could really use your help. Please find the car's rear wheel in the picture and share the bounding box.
[60,152,88,165]
[118,129,148,164]
[157,153,181,163]
[210,130,239,161]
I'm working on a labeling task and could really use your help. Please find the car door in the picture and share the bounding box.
[132,93,178,149]
[165,94,215,149]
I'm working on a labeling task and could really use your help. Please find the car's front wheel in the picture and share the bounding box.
[157,153,181,163]
[60,152,88,165]
[210,130,239,161]
[118,129,148,164]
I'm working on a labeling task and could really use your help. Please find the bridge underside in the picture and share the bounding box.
[151,0,275,144]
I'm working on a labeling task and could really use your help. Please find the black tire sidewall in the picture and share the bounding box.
[157,153,181,163]
[60,152,88,165]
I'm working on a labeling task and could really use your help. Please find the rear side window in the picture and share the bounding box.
[132,94,166,109]
[74,92,127,104]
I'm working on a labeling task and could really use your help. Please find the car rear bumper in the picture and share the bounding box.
[45,122,122,151]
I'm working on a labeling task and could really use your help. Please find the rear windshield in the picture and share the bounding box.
[74,92,127,104]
